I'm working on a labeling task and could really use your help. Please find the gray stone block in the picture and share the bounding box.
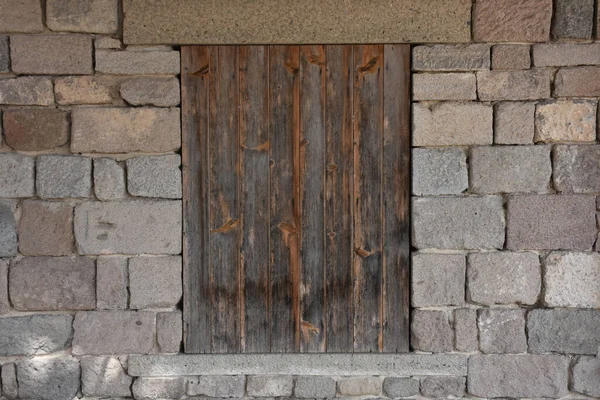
[93,158,127,201]
[156,311,182,353]
[96,256,128,310]
[0,0,43,32]
[528,309,600,355]
[411,310,453,352]
[46,0,119,34]
[294,376,336,398]
[477,70,551,101]
[492,44,531,70]
[506,194,596,250]
[0,153,35,197]
[132,377,185,400]
[533,43,600,67]
[247,375,294,397]
[454,308,478,352]
[127,155,182,199]
[471,146,551,194]
[412,73,476,100]
[412,196,505,250]
[0,36,8,72]
[96,50,180,75]
[0,259,8,314]
[187,375,246,397]
[129,256,182,309]
[10,257,96,311]
[412,45,490,71]
[412,148,467,195]
[81,356,132,397]
[494,101,535,144]
[36,155,92,199]
[0,77,54,106]
[572,356,600,397]
[1,362,17,398]
[478,309,527,354]
[0,314,73,356]
[552,0,594,40]
[554,145,600,193]
[467,354,569,398]
[18,201,74,256]
[544,252,600,308]
[17,357,80,400]
[411,253,465,307]
[0,202,16,257]
[121,77,180,106]
[382,377,419,398]
[337,377,381,396]
[420,376,465,398]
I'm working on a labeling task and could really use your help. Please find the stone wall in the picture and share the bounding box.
[0,0,599,399]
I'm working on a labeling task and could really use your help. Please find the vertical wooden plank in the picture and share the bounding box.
[325,45,354,353]
[239,46,271,353]
[182,46,211,354]
[299,45,326,352]
[382,45,411,353]
[269,45,301,352]
[209,46,240,353]
[353,44,384,353]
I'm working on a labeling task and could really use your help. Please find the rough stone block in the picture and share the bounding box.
[95,36,122,49]
[3,108,69,151]
[55,76,115,105]
[412,102,492,146]
[129,256,182,309]
[0,35,8,72]
[295,376,336,398]
[411,253,465,307]
[47,0,118,34]
[467,252,540,306]
[0,0,43,32]
[71,107,181,153]
[93,158,127,200]
[412,73,476,100]
[96,256,128,310]
[337,377,381,396]
[10,34,92,75]
[454,308,478,352]
[411,310,453,352]
[73,311,155,355]
[18,201,73,256]
[494,102,535,144]
[96,50,180,74]
[477,70,551,101]
[506,195,596,250]
[535,100,597,143]
[470,145,551,194]
[0,259,8,313]
[81,356,132,398]
[554,145,600,193]
[412,45,490,71]
[0,314,73,356]
[132,377,185,400]
[0,154,34,198]
[478,309,527,354]
[382,377,419,398]
[468,355,569,398]
[0,77,54,105]
[555,67,600,98]
[187,375,246,397]
[552,0,594,40]
[37,155,92,199]
[412,148,467,195]
[75,200,182,255]
[533,43,600,67]
[1,363,17,399]
[156,311,182,353]
[543,252,600,308]
[0,202,16,257]
[528,309,600,354]
[126,155,182,199]
[17,357,80,400]
[121,77,180,106]
[412,196,505,250]
[10,256,95,311]
[572,356,600,397]
[492,45,530,70]
[421,376,465,398]
[473,0,552,42]
[247,375,294,397]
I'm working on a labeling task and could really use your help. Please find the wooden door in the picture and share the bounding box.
[182,45,410,353]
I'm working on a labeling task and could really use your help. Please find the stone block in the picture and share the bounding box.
[412,102,492,146]
[3,108,69,151]
[247,375,294,397]
[18,200,73,256]
[411,310,453,352]
[337,377,381,396]
[478,309,527,354]
[93,158,127,200]
[473,0,552,42]
[492,45,530,70]
[467,252,540,306]
[75,200,182,255]
[96,256,128,310]
[412,73,476,101]
[552,0,594,40]
[73,311,155,355]
[81,356,132,397]
[382,377,419,398]
[0,259,8,313]
[412,148,467,195]
[157,311,182,353]
[421,376,465,398]
[10,256,95,311]
[17,357,80,400]
[96,50,180,74]
[95,36,122,49]
[37,155,92,199]
[0,0,43,32]
[0,202,16,257]
[0,314,73,356]
[0,35,8,72]
[294,376,336,398]
[132,377,185,400]
[506,195,596,250]
[454,308,478,352]
[55,76,115,105]
[470,145,551,194]
[0,154,34,198]
[187,375,246,397]
[533,43,600,67]
[71,107,181,153]
[477,70,551,101]
[543,252,600,308]
[0,77,54,105]
[554,145,600,193]
[494,102,535,144]
[1,363,17,399]
[528,309,600,354]
[126,155,182,199]
[572,356,600,397]
[129,256,182,309]
[47,0,118,34]
[555,67,600,97]
[121,77,180,106]
[412,44,490,71]
[411,253,465,307]
[535,100,597,143]
[10,34,92,75]
[412,196,505,250]
[468,354,569,398]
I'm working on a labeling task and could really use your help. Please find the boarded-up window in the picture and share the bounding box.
[182,45,410,353]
